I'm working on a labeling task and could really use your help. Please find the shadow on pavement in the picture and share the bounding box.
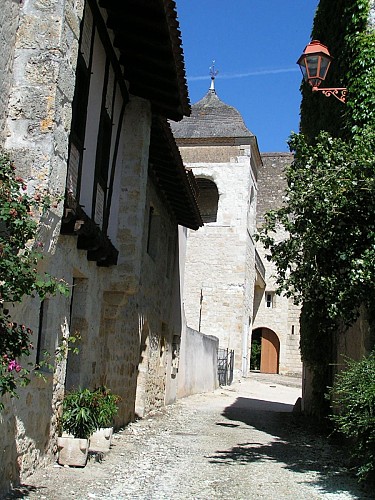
[209,396,371,499]
[2,485,41,499]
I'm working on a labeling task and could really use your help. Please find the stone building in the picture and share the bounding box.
[171,82,261,378]
[0,0,220,493]
[172,82,302,378]
[253,153,302,376]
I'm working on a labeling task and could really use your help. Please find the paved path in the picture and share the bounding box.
[6,374,372,499]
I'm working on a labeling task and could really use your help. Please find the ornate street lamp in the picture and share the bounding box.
[297,40,347,103]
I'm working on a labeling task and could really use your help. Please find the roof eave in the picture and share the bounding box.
[99,0,190,120]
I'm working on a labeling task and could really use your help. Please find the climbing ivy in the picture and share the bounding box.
[257,126,375,415]
[300,0,375,139]
[256,0,375,418]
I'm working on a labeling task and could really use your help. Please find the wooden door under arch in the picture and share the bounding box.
[260,328,280,374]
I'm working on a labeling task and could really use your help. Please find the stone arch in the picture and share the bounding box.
[196,177,219,223]
[251,327,280,374]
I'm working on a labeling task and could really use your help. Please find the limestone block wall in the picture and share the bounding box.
[0,92,186,493]
[253,153,302,375]
[0,0,84,493]
[181,145,256,376]
[0,0,20,147]
[5,0,84,248]
[256,153,291,226]
[177,325,219,398]
[137,179,182,415]
[0,2,198,492]
[0,238,80,492]
[111,96,151,293]
[102,175,184,420]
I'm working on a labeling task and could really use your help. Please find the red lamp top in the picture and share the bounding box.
[297,40,333,88]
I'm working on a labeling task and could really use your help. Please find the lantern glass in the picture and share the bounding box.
[297,41,333,88]
[318,55,331,80]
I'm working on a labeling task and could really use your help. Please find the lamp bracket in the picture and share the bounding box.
[312,87,347,103]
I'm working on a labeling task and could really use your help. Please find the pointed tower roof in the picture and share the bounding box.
[171,86,254,143]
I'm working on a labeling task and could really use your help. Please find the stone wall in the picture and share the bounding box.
[1,0,84,493]
[253,153,302,375]
[0,6,190,494]
[177,326,219,398]
[180,145,257,377]
[179,145,249,164]
[256,153,291,226]
[0,0,20,147]
[5,0,83,215]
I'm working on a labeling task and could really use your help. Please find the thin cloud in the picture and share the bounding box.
[188,67,299,82]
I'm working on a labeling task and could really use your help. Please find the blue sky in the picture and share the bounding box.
[176,1,319,152]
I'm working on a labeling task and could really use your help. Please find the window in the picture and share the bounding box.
[67,6,95,201]
[196,178,219,223]
[93,105,112,228]
[93,61,117,228]
[265,292,275,308]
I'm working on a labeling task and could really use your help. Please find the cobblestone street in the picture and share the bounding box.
[6,374,372,500]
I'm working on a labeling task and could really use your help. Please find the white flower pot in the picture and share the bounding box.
[57,436,89,467]
[89,427,113,452]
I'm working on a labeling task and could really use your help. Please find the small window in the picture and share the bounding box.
[265,292,275,308]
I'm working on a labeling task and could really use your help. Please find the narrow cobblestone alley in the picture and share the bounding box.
[5,375,372,500]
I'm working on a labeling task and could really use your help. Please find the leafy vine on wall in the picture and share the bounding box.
[256,0,375,416]
[0,152,69,409]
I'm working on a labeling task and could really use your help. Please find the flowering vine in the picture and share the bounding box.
[0,152,69,408]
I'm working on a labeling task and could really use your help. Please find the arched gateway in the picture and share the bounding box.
[251,327,280,374]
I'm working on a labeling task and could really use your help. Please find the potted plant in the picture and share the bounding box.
[89,386,120,453]
[57,388,99,467]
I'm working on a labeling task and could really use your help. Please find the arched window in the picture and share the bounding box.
[196,178,219,223]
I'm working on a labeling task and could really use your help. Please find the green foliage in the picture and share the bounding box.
[61,388,100,439]
[0,318,33,401]
[93,386,120,428]
[257,128,375,330]
[0,152,69,408]
[329,352,375,480]
[250,340,261,371]
[260,0,375,420]
[60,387,120,438]
[286,0,375,418]
[256,126,375,416]
[0,153,66,303]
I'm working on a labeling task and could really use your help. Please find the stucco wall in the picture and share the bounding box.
[177,326,219,398]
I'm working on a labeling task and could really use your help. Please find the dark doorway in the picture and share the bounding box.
[251,328,280,374]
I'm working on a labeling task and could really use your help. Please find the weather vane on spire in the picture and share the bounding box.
[209,60,219,92]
